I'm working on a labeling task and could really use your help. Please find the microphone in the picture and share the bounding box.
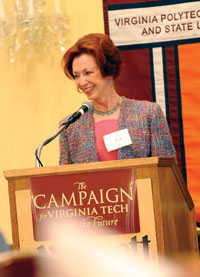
[35,101,93,167]
[63,101,93,125]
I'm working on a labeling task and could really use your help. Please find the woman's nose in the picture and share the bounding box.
[78,75,88,87]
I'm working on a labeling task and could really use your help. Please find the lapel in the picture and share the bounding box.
[118,97,134,159]
[80,110,99,162]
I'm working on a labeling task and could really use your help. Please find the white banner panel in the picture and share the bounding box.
[108,1,200,46]
[152,47,166,116]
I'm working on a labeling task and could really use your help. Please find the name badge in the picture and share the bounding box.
[103,128,132,152]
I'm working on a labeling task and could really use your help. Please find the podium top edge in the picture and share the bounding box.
[3,157,175,179]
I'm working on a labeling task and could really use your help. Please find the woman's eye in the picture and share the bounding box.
[86,71,93,75]
[73,75,79,79]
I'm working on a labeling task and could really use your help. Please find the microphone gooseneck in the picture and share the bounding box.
[35,101,93,168]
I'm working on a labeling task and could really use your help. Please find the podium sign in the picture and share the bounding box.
[30,169,140,241]
[16,177,157,259]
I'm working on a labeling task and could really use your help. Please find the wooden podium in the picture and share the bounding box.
[4,157,199,259]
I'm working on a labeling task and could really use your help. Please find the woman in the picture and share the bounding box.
[59,33,175,165]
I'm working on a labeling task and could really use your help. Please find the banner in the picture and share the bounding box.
[30,169,140,240]
[103,0,200,224]
[16,177,157,260]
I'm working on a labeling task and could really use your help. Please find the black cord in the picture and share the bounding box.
[35,149,43,167]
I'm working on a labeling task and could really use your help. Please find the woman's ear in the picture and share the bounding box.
[106,75,114,82]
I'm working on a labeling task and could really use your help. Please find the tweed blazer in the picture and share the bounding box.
[59,97,175,165]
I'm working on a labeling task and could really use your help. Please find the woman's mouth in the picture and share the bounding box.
[84,86,95,94]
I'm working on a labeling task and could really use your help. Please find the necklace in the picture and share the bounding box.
[93,101,120,116]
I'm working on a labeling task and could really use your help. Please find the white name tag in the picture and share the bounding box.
[103,128,132,152]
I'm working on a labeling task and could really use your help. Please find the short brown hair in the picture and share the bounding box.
[62,33,122,80]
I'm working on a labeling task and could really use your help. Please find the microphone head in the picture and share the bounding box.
[82,101,93,112]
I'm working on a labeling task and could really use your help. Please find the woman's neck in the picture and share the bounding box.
[92,88,122,122]
[92,87,122,112]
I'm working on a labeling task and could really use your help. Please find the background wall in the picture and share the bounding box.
[0,0,104,243]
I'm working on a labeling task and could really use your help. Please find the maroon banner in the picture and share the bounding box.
[30,169,140,241]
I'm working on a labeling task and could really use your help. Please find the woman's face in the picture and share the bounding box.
[72,54,111,101]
